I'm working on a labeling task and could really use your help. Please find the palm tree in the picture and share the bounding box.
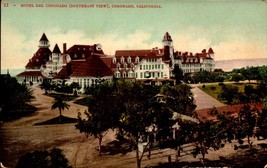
[51,96,70,122]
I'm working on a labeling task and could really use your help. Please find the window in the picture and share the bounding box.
[128,72,132,78]
[123,72,127,78]
[117,63,120,69]
[135,56,139,63]
[116,72,121,78]
[162,64,164,69]
[113,57,116,64]
[135,73,138,78]
[121,57,125,63]
[140,72,143,78]
[124,64,127,70]
[128,57,131,63]
[149,65,151,70]
[146,65,148,70]
[161,72,163,78]
[152,65,154,70]
[140,65,142,70]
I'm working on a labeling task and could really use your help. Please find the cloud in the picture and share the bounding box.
[1,23,37,69]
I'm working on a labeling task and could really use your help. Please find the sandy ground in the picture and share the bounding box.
[0,85,266,168]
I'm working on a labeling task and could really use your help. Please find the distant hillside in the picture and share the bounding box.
[215,58,267,72]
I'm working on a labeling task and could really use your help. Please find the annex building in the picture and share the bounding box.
[17,32,215,90]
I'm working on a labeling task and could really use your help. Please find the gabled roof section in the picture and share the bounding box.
[25,48,51,69]
[52,44,61,53]
[17,71,47,78]
[70,55,113,77]
[39,33,49,41]
[101,57,113,68]
[66,45,104,60]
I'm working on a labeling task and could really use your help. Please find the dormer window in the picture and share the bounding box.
[128,57,131,63]
[121,57,125,63]
[135,56,139,63]
[78,48,80,50]
[117,63,120,69]
[113,57,116,64]
[74,54,77,58]
[124,63,127,70]
[83,48,86,50]
[82,54,85,58]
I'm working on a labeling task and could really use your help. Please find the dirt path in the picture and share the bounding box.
[191,86,225,110]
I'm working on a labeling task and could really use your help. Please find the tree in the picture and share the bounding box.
[172,65,184,84]
[40,79,53,94]
[218,85,239,104]
[75,81,119,155]
[235,105,257,148]
[0,75,35,120]
[51,96,70,121]
[230,73,244,83]
[160,84,196,116]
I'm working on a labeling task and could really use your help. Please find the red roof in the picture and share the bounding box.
[115,49,161,57]
[101,57,113,68]
[25,48,51,69]
[16,71,47,78]
[54,65,70,79]
[56,55,113,78]
[208,47,214,54]
[195,103,263,121]
[71,55,113,77]
[52,44,61,53]
[39,33,49,41]
[66,45,104,60]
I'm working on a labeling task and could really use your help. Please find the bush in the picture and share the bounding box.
[16,148,71,168]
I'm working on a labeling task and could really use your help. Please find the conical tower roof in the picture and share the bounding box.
[39,33,49,41]
[162,32,172,42]
[52,44,61,53]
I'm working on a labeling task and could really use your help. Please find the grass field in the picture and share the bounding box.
[199,83,258,103]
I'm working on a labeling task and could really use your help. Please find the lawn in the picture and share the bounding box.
[73,96,91,106]
[199,83,258,103]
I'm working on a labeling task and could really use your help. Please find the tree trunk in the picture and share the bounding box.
[99,136,102,156]
[59,108,62,122]
[136,137,141,168]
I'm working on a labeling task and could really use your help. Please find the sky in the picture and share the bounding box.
[1,0,267,69]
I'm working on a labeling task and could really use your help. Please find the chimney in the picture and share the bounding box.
[63,43,67,64]
[202,49,206,54]
[63,43,67,54]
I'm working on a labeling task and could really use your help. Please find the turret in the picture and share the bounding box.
[208,47,214,59]
[38,33,50,48]
[52,44,61,59]
[162,32,174,61]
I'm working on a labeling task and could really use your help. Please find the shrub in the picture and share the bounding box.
[16,148,70,168]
